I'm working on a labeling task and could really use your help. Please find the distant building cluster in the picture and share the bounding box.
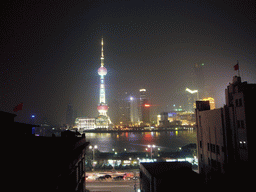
[157,63,216,127]
[139,75,255,191]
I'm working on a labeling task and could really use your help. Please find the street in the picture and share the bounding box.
[86,180,140,192]
[86,171,140,192]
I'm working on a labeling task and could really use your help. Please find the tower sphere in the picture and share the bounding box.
[98,66,107,76]
[97,105,108,112]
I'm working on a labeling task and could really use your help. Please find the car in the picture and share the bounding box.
[113,176,124,180]
[104,174,112,179]
[96,176,106,180]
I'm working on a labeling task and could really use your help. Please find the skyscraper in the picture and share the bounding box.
[66,103,74,128]
[193,63,205,99]
[130,96,139,126]
[139,89,150,125]
[96,37,111,128]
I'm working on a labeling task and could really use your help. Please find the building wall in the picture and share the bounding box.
[197,76,256,184]
[197,107,226,181]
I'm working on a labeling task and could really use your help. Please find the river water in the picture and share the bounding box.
[85,129,196,152]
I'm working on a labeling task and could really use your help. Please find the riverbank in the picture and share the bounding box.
[82,126,195,133]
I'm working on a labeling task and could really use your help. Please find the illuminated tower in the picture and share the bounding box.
[96,37,111,128]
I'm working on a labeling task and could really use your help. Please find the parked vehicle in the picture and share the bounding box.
[104,174,112,179]
[113,176,124,180]
[96,176,106,180]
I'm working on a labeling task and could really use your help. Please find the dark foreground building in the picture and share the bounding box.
[140,162,202,192]
[4,111,90,192]
[196,76,256,186]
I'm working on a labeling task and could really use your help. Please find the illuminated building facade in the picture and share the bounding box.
[75,117,96,131]
[185,88,199,112]
[202,97,215,110]
[96,38,111,128]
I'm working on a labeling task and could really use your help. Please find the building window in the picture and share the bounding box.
[237,120,240,128]
[239,98,242,106]
[237,120,245,129]
[216,145,220,155]
[235,99,239,107]
[241,120,244,129]
[211,144,215,153]
[200,141,202,148]
[236,98,243,107]
[207,143,210,151]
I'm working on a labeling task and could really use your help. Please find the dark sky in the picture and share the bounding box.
[1,0,256,125]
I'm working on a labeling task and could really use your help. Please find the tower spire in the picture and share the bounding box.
[101,37,104,67]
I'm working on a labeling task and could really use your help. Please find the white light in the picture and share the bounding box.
[89,146,92,149]
[140,89,146,92]
[148,145,151,148]
[185,88,198,94]
[130,97,134,101]
[94,145,98,149]
[152,145,156,148]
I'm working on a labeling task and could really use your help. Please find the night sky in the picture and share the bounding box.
[1,0,255,125]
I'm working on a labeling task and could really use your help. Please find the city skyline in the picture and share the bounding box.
[1,0,255,125]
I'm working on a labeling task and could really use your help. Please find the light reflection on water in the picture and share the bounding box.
[85,130,196,152]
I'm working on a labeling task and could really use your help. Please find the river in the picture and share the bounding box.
[85,129,196,152]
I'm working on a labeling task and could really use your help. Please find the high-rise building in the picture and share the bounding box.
[194,63,205,99]
[66,103,74,128]
[130,96,139,126]
[96,37,111,129]
[202,97,215,110]
[139,89,150,125]
[117,92,131,126]
[196,76,256,184]
[185,88,198,112]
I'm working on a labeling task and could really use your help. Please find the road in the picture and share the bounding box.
[86,180,140,192]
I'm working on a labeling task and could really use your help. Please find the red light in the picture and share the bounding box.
[144,104,150,107]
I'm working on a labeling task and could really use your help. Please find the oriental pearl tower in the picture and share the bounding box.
[96,37,112,128]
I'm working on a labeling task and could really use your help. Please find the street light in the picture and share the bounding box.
[147,145,155,159]
[89,145,97,170]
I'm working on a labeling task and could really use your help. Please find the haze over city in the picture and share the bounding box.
[1,0,255,125]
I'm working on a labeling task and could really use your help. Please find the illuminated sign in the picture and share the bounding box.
[144,104,150,107]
